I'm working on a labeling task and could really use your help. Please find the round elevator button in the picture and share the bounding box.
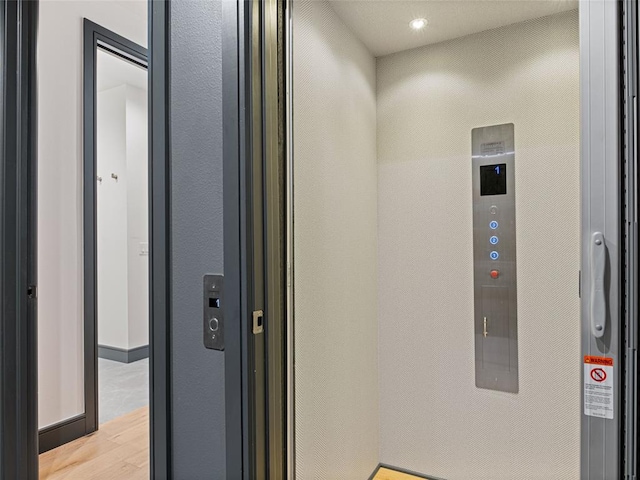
[490,270,500,279]
[490,206,498,215]
[490,251,499,260]
[209,317,220,332]
[490,235,499,245]
[489,220,499,230]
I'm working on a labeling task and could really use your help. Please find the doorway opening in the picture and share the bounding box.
[280,1,625,479]
[37,5,150,479]
[94,43,149,428]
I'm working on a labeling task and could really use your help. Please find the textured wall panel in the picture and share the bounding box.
[293,1,380,478]
[377,11,580,480]
[170,1,226,477]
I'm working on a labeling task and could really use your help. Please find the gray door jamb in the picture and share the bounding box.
[222,0,247,478]
[0,0,39,478]
[149,1,172,478]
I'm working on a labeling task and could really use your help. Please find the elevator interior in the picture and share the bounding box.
[290,1,589,478]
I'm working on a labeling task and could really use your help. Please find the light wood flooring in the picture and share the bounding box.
[373,467,429,480]
[40,411,427,480]
[39,406,149,480]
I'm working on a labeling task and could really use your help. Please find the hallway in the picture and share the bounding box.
[99,358,149,424]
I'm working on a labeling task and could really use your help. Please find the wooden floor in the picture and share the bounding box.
[39,406,149,480]
[373,467,429,480]
[40,411,425,480]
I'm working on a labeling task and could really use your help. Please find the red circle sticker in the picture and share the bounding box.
[590,367,607,382]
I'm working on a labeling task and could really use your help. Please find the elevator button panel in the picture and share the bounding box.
[203,274,224,351]
[472,123,518,393]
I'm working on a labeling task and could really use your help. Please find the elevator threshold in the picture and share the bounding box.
[371,465,437,480]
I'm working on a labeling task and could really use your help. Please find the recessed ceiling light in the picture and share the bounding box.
[409,18,428,30]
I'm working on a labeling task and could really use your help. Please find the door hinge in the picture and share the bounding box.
[27,285,37,299]
[253,310,264,335]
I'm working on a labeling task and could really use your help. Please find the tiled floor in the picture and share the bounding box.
[99,357,149,425]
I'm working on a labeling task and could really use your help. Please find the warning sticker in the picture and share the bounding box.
[584,356,614,420]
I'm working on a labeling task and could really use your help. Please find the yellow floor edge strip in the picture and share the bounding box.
[373,467,430,480]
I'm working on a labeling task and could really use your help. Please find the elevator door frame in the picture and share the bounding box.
[579,2,626,478]
[242,0,287,477]
[270,1,637,480]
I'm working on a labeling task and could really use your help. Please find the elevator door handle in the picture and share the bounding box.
[590,232,606,338]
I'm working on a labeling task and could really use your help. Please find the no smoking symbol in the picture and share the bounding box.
[590,368,607,382]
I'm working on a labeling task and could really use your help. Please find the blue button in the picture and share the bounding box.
[490,251,499,260]
[489,221,499,230]
[490,236,499,245]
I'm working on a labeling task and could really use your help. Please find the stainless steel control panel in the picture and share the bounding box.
[472,124,518,393]
[203,274,224,350]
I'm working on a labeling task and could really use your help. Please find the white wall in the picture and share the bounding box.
[376,11,580,479]
[124,85,149,349]
[96,84,148,352]
[293,1,379,478]
[97,85,130,350]
[38,0,146,429]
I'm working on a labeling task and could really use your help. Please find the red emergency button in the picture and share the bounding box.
[490,270,500,279]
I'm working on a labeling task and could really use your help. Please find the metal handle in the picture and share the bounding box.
[590,232,606,338]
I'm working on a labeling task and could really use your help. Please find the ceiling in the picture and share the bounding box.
[327,0,578,57]
[97,48,147,93]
